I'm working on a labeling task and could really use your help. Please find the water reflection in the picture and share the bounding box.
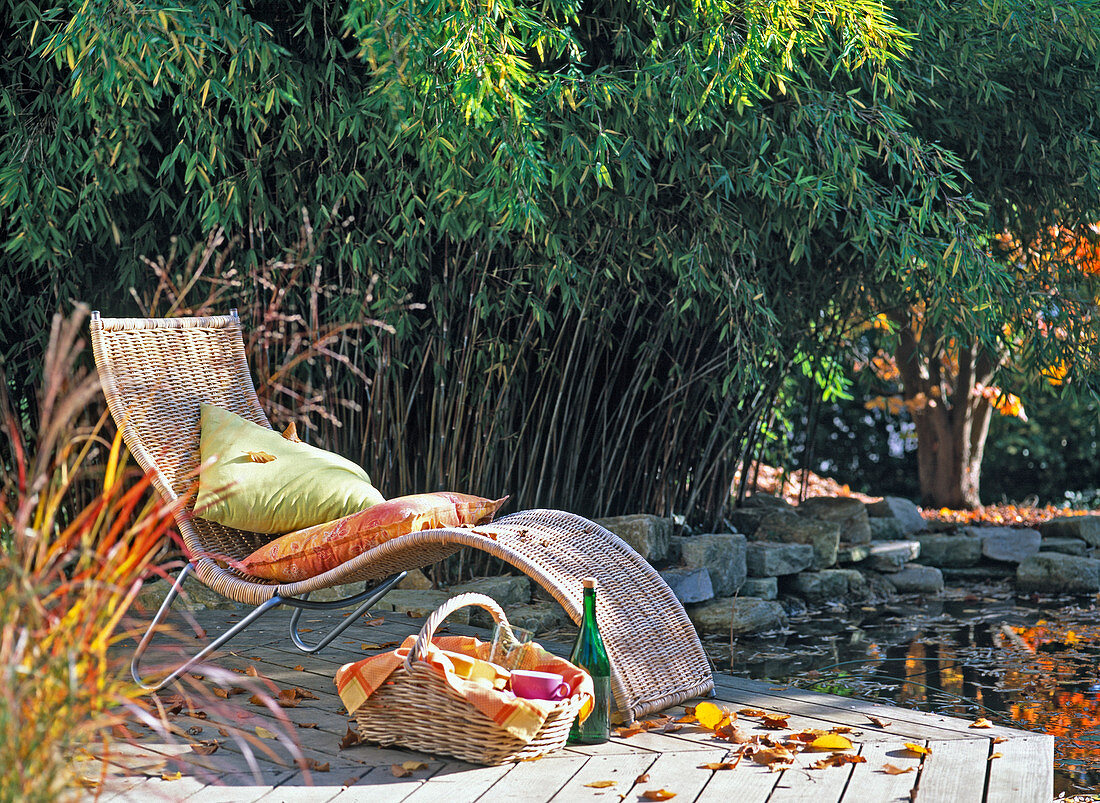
[711,585,1100,795]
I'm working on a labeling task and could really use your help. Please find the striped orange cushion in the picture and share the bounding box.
[234,492,507,582]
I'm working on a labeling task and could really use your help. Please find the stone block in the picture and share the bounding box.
[837,543,871,564]
[739,576,778,600]
[596,514,672,562]
[913,533,982,567]
[307,582,368,603]
[867,541,921,572]
[450,575,532,607]
[799,496,872,544]
[397,569,434,590]
[687,597,788,636]
[941,565,1016,581]
[1038,515,1100,547]
[658,567,715,604]
[745,541,814,577]
[869,518,906,541]
[1038,537,1088,556]
[752,511,840,570]
[470,600,570,633]
[834,568,868,598]
[727,508,768,536]
[375,590,470,624]
[963,526,1041,563]
[675,533,747,596]
[866,497,928,534]
[741,494,793,509]
[782,570,849,602]
[886,564,944,594]
[1017,554,1100,593]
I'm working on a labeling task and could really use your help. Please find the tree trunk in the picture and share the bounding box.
[892,321,998,509]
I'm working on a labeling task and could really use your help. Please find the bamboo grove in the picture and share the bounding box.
[4,0,1100,525]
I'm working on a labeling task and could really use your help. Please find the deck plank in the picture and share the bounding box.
[619,747,729,802]
[547,753,657,801]
[475,754,587,803]
[765,748,856,803]
[399,761,515,803]
[913,739,990,803]
[695,752,780,802]
[984,734,1053,803]
[842,742,921,802]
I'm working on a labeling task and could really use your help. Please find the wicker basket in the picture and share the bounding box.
[349,593,586,765]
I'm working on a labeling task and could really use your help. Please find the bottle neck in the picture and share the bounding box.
[582,587,597,627]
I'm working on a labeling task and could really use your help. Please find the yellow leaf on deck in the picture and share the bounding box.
[698,762,739,770]
[161,771,182,781]
[902,743,931,756]
[641,791,676,801]
[989,752,1003,760]
[809,734,854,751]
[401,761,428,771]
[584,780,617,788]
[694,701,725,729]
[969,717,993,729]
[255,726,277,739]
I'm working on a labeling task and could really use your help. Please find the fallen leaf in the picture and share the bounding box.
[829,726,853,734]
[186,726,203,736]
[992,736,1007,744]
[738,708,766,717]
[694,701,725,729]
[969,718,993,729]
[641,791,676,801]
[340,727,362,749]
[246,450,276,463]
[615,724,645,738]
[715,722,752,743]
[988,752,1003,760]
[217,728,230,737]
[364,616,385,626]
[391,764,412,778]
[297,722,319,729]
[307,759,330,772]
[761,715,790,729]
[751,745,794,766]
[677,712,698,724]
[294,665,305,671]
[161,771,182,781]
[76,777,99,789]
[902,742,931,756]
[584,780,617,788]
[809,734,854,751]
[212,687,229,699]
[809,754,866,769]
[255,726,277,740]
[228,687,248,696]
[881,764,915,775]
[788,730,822,743]
[867,716,891,728]
[248,694,265,706]
[401,761,428,771]
[246,665,260,677]
[281,422,302,442]
[192,740,219,755]
[698,762,739,770]
[295,687,319,700]
[635,773,650,784]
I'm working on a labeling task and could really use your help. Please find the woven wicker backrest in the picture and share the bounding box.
[90,311,272,561]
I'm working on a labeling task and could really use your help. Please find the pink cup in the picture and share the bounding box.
[510,669,571,701]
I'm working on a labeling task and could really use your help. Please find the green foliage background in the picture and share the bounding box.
[3,0,1096,522]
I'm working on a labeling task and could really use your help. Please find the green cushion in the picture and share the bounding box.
[194,404,385,533]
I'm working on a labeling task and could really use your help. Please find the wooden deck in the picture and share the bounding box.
[85,607,1052,802]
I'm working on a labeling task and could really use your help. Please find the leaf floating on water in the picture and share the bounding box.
[641,791,676,801]
[969,717,993,729]
[584,780,617,788]
[902,742,931,756]
[246,450,277,463]
[881,764,914,775]
[809,734,854,751]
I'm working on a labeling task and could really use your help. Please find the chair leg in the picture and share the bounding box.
[288,571,406,652]
[131,565,408,692]
[131,563,284,692]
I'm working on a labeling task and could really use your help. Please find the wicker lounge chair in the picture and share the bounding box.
[90,310,713,720]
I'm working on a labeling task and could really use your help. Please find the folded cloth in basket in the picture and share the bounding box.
[335,635,594,742]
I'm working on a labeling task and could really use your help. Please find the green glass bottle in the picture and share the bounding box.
[568,577,611,744]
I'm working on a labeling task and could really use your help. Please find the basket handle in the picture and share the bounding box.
[404,592,510,670]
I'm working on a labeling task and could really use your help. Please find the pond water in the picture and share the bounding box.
[705,583,1100,796]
